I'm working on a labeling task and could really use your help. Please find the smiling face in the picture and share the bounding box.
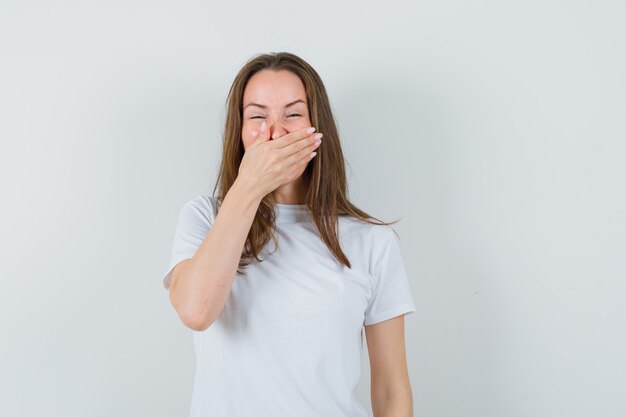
[241,69,312,150]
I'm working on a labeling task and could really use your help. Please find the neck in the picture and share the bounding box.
[271,177,307,204]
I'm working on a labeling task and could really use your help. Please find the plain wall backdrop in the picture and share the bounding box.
[1,0,624,416]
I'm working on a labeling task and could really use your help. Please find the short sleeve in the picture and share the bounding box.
[364,227,417,326]
[162,196,215,290]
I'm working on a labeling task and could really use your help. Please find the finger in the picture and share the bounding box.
[285,136,321,168]
[273,125,317,149]
[253,121,270,145]
[291,145,319,173]
[285,155,313,183]
[280,129,322,160]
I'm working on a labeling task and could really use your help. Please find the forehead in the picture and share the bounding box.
[243,69,307,107]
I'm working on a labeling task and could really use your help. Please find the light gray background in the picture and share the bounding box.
[1,1,624,416]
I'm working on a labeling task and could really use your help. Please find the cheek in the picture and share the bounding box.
[280,118,311,133]
[288,117,307,126]
[241,123,259,150]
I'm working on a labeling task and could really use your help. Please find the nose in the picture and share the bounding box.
[268,119,287,140]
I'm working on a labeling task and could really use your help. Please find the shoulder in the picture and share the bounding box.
[338,218,402,283]
[339,215,396,243]
[180,194,220,224]
[184,194,218,208]
[338,217,398,268]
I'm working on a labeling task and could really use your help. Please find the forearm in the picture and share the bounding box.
[170,178,263,329]
[371,386,413,417]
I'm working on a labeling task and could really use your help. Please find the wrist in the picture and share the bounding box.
[230,178,265,206]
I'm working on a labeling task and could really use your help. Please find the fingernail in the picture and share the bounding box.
[307,127,316,134]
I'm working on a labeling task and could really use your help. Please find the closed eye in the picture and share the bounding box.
[250,114,301,119]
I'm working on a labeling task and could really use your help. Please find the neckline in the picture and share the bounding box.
[275,203,308,209]
[274,203,311,223]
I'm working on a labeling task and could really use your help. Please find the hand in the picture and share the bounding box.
[237,121,323,198]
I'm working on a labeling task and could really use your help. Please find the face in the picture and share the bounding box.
[241,69,312,150]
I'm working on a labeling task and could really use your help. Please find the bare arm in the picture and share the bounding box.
[167,122,320,331]
[169,178,263,331]
[365,315,414,417]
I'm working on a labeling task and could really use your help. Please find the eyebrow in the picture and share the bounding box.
[243,99,306,111]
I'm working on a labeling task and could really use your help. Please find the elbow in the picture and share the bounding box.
[170,290,214,332]
[181,311,213,332]
[176,301,214,331]
[168,267,228,332]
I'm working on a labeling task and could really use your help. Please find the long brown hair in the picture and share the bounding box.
[212,52,399,274]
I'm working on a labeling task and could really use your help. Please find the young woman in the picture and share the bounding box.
[162,52,416,417]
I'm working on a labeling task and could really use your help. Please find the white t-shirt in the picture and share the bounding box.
[162,195,416,417]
